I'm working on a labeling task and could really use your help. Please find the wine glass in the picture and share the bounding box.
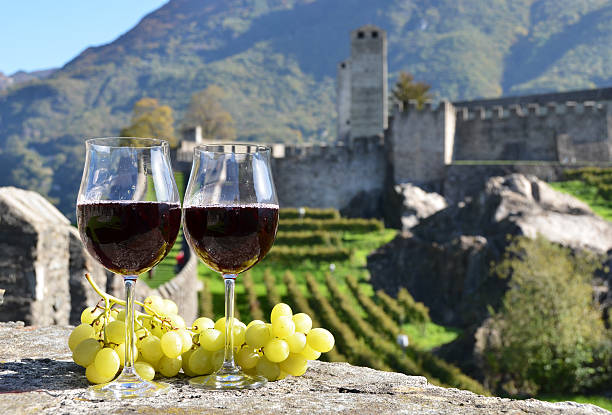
[77,137,181,399]
[183,143,279,389]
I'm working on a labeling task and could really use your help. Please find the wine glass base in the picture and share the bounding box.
[189,370,267,390]
[88,374,169,400]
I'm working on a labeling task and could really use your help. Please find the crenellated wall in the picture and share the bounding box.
[453,101,611,162]
[271,136,386,214]
[386,100,455,186]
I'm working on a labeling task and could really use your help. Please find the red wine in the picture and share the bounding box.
[183,204,279,274]
[77,201,181,275]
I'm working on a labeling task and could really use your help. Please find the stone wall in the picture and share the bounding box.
[271,137,386,215]
[0,187,74,325]
[453,101,611,162]
[386,101,455,186]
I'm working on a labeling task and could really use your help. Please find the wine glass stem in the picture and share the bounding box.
[124,276,138,373]
[222,274,237,370]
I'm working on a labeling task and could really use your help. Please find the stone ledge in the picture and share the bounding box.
[0,323,609,415]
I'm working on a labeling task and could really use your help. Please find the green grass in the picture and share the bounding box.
[197,227,397,320]
[537,394,612,412]
[401,322,462,351]
[549,180,612,221]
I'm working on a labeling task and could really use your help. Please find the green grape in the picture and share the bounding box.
[73,338,102,367]
[177,328,193,353]
[181,349,197,376]
[167,314,186,330]
[160,331,183,358]
[192,317,215,333]
[279,353,308,376]
[94,347,121,379]
[236,346,259,370]
[158,355,182,377]
[188,347,213,375]
[292,313,313,334]
[80,306,102,325]
[68,323,95,351]
[140,335,164,363]
[134,361,155,381]
[104,320,126,344]
[306,328,335,353]
[246,319,266,329]
[116,309,126,321]
[272,315,295,339]
[246,324,270,349]
[286,332,307,353]
[199,328,224,352]
[271,303,292,324]
[256,356,280,381]
[150,321,164,338]
[86,363,115,384]
[144,295,164,316]
[277,370,288,380]
[300,344,321,361]
[163,299,179,316]
[232,324,246,346]
[114,343,138,367]
[211,349,224,371]
[214,317,245,332]
[263,339,290,363]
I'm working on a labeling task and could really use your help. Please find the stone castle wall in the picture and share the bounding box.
[453,101,612,163]
[271,136,386,213]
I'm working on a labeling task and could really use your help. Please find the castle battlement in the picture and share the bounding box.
[455,100,607,121]
[271,136,384,160]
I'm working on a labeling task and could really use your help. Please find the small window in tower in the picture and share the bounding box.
[346,120,351,125]
[372,31,378,38]
[341,63,346,68]
[357,31,365,38]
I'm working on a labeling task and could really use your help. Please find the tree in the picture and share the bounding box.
[391,72,433,109]
[183,85,236,141]
[483,236,612,395]
[120,98,177,148]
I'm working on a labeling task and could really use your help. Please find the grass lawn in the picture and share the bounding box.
[549,180,612,221]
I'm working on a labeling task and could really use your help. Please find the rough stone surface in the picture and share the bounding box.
[0,187,73,325]
[0,323,608,415]
[368,174,612,328]
[386,183,448,231]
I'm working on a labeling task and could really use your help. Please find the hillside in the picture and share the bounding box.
[2,0,612,217]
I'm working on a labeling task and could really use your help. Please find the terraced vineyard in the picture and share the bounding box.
[192,207,485,394]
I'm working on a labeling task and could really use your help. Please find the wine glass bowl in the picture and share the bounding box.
[77,137,181,399]
[183,144,279,390]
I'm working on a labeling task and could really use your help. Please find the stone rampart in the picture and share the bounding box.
[271,136,385,216]
[454,101,611,162]
[386,100,455,186]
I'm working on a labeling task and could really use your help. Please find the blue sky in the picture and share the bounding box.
[0,1,168,75]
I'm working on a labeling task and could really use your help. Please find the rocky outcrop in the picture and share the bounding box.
[389,183,448,231]
[0,187,75,325]
[0,322,608,415]
[368,174,612,328]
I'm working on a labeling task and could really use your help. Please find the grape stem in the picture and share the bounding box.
[84,273,166,324]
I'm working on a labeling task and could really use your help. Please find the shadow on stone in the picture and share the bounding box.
[0,359,85,392]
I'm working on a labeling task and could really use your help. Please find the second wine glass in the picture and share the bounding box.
[183,143,279,390]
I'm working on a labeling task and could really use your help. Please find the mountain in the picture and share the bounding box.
[2,0,612,218]
[0,69,57,91]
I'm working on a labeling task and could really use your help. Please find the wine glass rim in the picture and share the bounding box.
[85,137,169,149]
[194,143,270,154]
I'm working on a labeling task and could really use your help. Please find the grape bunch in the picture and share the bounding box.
[69,275,335,384]
[184,303,334,381]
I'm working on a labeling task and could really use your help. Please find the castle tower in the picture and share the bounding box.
[348,25,388,140]
[336,60,351,143]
